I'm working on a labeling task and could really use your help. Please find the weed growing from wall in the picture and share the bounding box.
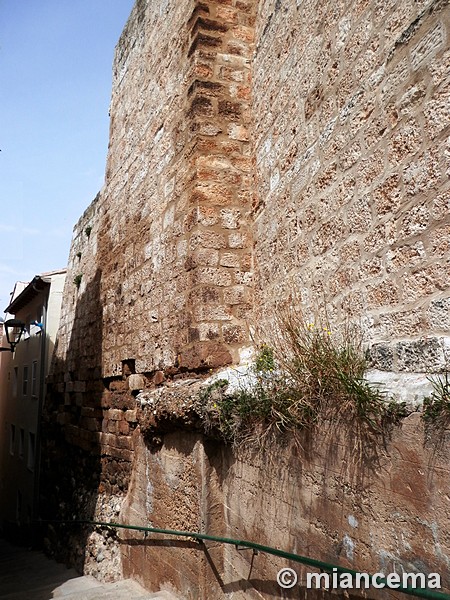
[200,308,405,451]
[423,371,450,426]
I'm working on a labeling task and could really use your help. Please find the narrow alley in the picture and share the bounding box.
[0,538,175,600]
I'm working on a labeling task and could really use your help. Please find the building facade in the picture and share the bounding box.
[0,270,66,540]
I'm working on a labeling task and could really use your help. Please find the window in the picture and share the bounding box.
[27,433,36,471]
[9,424,15,455]
[13,367,18,397]
[31,361,38,397]
[31,310,43,335]
[19,428,25,458]
[22,366,28,396]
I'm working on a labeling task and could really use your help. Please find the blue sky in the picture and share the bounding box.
[0,0,135,309]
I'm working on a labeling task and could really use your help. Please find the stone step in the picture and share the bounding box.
[53,578,178,599]
[52,575,104,597]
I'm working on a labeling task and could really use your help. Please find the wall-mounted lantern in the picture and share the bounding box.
[0,319,26,352]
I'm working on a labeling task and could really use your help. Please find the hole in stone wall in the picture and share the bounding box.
[122,359,136,377]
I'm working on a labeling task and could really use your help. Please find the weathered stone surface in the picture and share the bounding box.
[178,341,232,370]
[128,374,145,392]
[252,0,449,360]
[41,0,450,596]
[121,413,450,598]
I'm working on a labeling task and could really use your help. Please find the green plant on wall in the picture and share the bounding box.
[73,274,83,288]
[423,371,450,425]
[200,307,404,449]
[85,225,92,237]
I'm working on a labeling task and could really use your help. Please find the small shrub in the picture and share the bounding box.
[73,274,83,288]
[254,344,275,373]
[85,225,92,238]
[76,251,82,259]
[423,371,450,424]
[202,307,400,449]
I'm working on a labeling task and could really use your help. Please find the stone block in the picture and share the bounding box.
[367,344,394,371]
[395,337,445,372]
[86,418,99,432]
[108,409,123,421]
[198,322,220,341]
[367,281,399,308]
[190,247,219,267]
[118,420,130,435]
[179,342,232,370]
[193,304,233,321]
[222,323,247,344]
[403,150,441,196]
[56,413,69,426]
[428,224,450,257]
[153,371,165,385]
[125,410,138,423]
[428,298,450,331]
[193,267,233,287]
[373,174,401,216]
[190,230,226,250]
[74,381,86,393]
[108,420,118,434]
[411,22,444,70]
[128,374,145,391]
[109,380,128,392]
[223,285,247,305]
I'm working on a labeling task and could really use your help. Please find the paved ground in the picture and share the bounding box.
[0,538,177,600]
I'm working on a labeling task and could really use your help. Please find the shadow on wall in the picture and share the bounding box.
[39,267,104,571]
[0,331,55,546]
[119,537,366,600]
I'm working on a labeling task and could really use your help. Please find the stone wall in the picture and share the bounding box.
[252,0,450,376]
[52,0,256,383]
[42,0,257,580]
[119,414,450,599]
[41,0,450,596]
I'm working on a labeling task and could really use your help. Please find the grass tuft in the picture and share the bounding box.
[423,371,450,426]
[201,307,404,451]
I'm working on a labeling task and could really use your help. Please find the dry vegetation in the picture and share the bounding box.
[200,307,407,451]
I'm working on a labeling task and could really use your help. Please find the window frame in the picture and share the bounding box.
[13,367,18,397]
[31,360,38,398]
[22,365,29,397]
[19,428,25,459]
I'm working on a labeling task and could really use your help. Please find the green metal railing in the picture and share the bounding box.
[40,519,450,600]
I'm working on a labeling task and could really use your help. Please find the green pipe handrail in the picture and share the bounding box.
[40,518,450,600]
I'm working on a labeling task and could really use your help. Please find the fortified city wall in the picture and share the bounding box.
[41,1,450,598]
[252,0,449,381]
